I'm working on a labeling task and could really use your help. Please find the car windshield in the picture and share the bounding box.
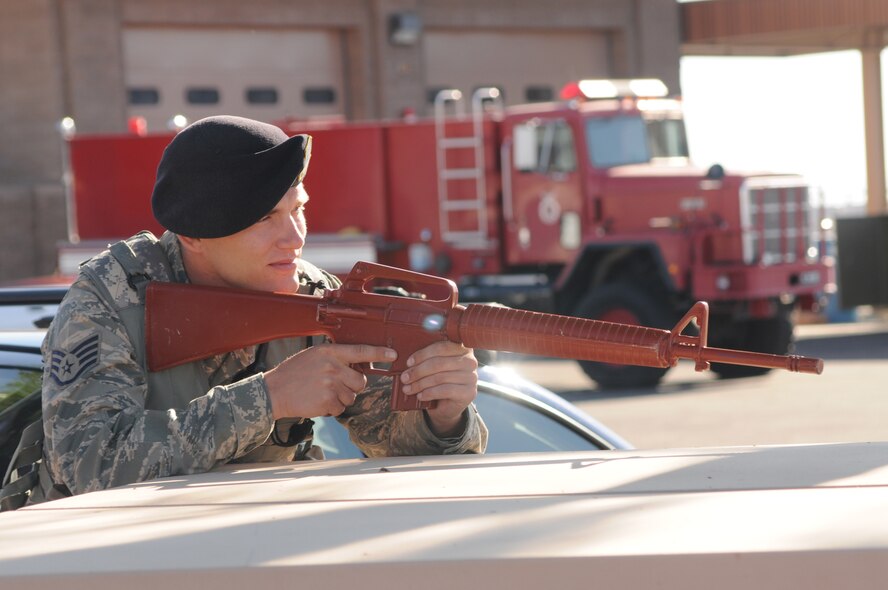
[312,386,602,460]
[472,391,599,453]
[584,113,689,168]
[0,367,41,414]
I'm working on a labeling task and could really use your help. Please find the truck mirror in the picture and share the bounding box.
[513,124,538,171]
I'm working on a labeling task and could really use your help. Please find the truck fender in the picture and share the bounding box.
[554,242,675,315]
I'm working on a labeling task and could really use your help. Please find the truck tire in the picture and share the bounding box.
[573,283,674,389]
[710,308,794,379]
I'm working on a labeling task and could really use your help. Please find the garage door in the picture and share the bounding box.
[123,28,345,132]
[424,30,611,108]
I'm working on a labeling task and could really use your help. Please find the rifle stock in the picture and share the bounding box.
[146,261,823,412]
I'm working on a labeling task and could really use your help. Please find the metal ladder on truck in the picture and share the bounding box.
[433,87,504,248]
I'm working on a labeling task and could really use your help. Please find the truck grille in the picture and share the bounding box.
[739,177,816,266]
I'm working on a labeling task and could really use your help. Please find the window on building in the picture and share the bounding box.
[186,87,220,105]
[246,87,279,105]
[525,85,554,102]
[128,87,160,105]
[303,87,336,104]
[426,87,452,104]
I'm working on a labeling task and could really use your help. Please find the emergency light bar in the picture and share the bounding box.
[560,78,668,101]
[636,98,683,113]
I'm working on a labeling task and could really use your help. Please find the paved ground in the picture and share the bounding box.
[500,312,888,449]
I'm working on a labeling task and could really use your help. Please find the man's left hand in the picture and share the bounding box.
[399,341,478,437]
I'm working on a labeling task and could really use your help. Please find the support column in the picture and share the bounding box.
[861,41,887,215]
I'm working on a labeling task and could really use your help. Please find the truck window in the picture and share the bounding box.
[645,117,689,159]
[585,114,650,168]
[548,122,577,173]
[514,120,577,174]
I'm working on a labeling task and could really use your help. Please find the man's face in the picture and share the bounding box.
[189,184,309,293]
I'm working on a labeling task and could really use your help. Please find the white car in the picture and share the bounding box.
[1,442,886,588]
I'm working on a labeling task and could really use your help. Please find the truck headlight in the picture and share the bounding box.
[408,242,433,272]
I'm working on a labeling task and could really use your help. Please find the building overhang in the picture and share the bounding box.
[681,0,888,56]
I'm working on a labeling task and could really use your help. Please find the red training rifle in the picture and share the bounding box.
[146,261,823,411]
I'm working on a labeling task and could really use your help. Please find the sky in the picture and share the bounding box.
[679,50,870,211]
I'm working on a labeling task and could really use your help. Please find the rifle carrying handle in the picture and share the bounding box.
[342,261,458,305]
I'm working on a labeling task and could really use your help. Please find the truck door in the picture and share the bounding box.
[504,118,584,266]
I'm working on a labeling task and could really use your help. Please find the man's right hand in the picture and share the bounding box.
[263,343,397,419]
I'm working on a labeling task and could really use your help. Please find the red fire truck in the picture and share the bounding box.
[60,79,834,388]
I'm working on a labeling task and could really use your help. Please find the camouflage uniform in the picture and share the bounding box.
[40,231,487,498]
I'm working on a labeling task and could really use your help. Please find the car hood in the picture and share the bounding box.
[2,442,887,588]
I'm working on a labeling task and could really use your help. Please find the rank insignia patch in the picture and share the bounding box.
[50,334,100,386]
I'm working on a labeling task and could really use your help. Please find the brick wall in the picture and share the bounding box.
[0,0,681,282]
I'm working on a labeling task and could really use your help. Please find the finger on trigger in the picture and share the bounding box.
[343,367,368,393]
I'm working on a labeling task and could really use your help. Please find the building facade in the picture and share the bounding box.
[0,0,680,280]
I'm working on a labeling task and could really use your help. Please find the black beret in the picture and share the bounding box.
[151,115,312,238]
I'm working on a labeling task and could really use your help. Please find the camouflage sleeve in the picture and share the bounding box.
[41,281,275,495]
[336,375,488,457]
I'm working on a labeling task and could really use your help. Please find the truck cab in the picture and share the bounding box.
[463,80,833,387]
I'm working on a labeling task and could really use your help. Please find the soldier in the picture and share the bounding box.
[32,115,487,502]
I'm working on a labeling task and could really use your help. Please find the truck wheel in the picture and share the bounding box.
[574,283,674,389]
[710,307,794,379]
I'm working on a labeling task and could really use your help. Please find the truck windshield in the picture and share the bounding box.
[585,115,650,168]
[585,114,690,168]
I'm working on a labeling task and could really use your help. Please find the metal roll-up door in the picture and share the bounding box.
[123,28,345,132]
[423,30,611,108]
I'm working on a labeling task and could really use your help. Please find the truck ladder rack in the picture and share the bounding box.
[434,87,503,248]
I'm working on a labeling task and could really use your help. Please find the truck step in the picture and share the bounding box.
[438,137,478,149]
[441,199,484,211]
[440,168,481,180]
[442,231,490,246]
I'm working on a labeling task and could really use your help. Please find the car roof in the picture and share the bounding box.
[0,285,69,301]
[1,442,887,588]
[0,330,45,371]
[0,330,45,349]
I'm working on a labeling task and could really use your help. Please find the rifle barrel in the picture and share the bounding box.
[673,342,824,374]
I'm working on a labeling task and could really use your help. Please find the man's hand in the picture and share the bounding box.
[264,343,397,419]
[399,341,479,437]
